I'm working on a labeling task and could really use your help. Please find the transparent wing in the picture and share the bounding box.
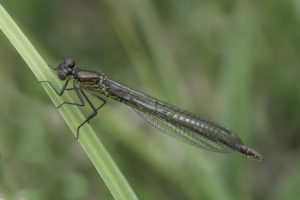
[106,78,242,153]
[134,108,235,153]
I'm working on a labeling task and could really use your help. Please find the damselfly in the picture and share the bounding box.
[40,59,262,161]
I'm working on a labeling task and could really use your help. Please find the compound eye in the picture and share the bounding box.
[58,71,67,80]
[65,58,75,68]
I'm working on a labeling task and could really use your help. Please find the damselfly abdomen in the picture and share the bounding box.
[40,59,263,161]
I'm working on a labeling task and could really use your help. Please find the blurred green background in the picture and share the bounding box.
[1,0,300,199]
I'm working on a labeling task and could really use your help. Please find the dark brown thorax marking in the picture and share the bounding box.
[76,71,100,82]
[75,70,108,93]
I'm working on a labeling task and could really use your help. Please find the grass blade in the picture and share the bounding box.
[0,4,138,200]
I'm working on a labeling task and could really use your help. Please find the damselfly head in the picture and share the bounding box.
[57,59,76,80]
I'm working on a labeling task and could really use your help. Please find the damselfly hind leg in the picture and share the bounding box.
[75,89,106,139]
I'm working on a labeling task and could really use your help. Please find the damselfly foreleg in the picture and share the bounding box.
[39,79,70,96]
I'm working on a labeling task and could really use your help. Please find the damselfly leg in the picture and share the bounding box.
[39,79,70,96]
[40,64,107,139]
[75,89,106,139]
[56,84,85,109]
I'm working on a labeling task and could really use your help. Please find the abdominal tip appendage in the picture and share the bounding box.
[247,149,263,161]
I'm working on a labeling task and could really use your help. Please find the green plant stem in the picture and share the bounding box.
[0,4,138,200]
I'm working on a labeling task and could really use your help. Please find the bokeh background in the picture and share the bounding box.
[1,0,300,199]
